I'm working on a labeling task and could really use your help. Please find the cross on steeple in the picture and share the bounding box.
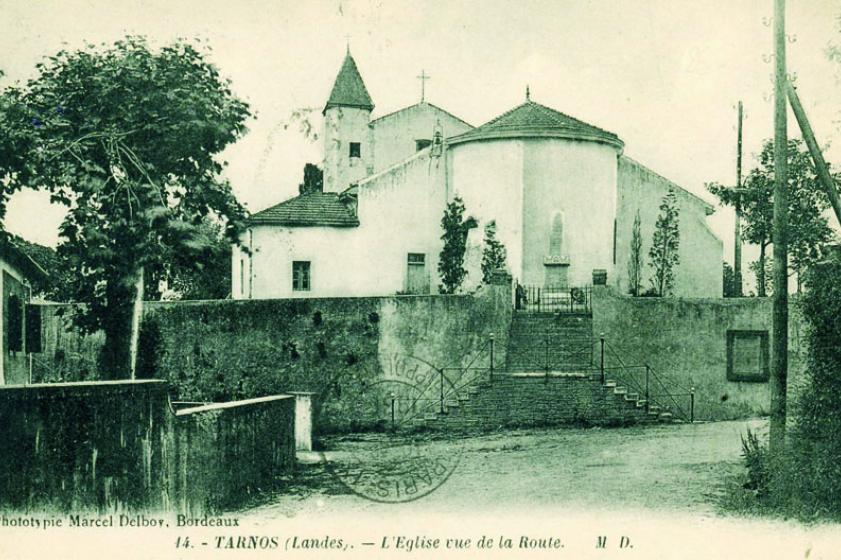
[417,69,430,102]
[345,34,351,53]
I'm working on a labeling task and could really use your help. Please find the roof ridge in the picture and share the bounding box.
[369,101,474,129]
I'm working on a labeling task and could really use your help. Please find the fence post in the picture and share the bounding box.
[489,333,495,382]
[390,393,396,428]
[645,365,650,413]
[599,333,606,385]
[440,369,445,414]
[690,387,695,423]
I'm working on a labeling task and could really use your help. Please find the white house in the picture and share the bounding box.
[0,239,47,385]
[233,50,722,300]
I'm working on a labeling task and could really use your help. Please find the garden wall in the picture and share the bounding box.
[0,380,297,513]
[173,395,296,514]
[591,287,808,420]
[31,278,512,433]
[0,380,170,512]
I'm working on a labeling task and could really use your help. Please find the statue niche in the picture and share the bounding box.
[544,212,570,288]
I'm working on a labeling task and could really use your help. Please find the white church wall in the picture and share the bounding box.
[521,138,619,288]
[615,156,723,297]
[237,225,365,299]
[323,106,374,193]
[354,149,449,295]
[371,103,472,173]
[449,140,525,285]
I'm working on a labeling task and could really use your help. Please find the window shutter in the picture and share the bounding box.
[7,295,22,352]
[26,304,42,354]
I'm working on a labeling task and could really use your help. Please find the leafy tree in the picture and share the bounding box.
[480,220,507,284]
[749,256,775,297]
[627,210,643,296]
[722,261,739,297]
[785,249,841,517]
[707,139,834,296]
[648,189,680,296]
[144,217,233,301]
[298,163,323,195]
[438,195,477,294]
[0,37,251,378]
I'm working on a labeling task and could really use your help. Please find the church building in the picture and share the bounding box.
[232,51,723,300]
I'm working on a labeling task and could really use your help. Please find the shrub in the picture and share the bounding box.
[740,429,769,500]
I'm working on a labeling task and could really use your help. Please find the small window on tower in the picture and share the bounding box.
[415,139,432,151]
[292,261,311,292]
[349,142,361,158]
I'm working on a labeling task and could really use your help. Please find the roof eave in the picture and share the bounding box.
[248,220,360,228]
[447,128,624,151]
[323,102,375,115]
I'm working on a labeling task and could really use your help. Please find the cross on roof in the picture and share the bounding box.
[417,69,430,102]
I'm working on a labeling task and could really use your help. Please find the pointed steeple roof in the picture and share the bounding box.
[448,99,623,150]
[323,51,374,114]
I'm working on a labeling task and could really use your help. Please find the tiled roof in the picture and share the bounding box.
[0,236,48,281]
[248,193,359,227]
[448,100,623,149]
[323,51,374,114]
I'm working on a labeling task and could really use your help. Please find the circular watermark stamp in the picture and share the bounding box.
[320,354,469,504]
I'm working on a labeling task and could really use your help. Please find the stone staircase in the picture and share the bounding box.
[414,372,674,431]
[411,311,676,431]
[505,312,594,372]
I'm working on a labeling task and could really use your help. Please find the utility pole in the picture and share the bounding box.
[735,101,744,297]
[786,82,841,229]
[770,0,789,452]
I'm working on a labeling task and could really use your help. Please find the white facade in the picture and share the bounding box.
[233,52,723,300]
[323,106,373,194]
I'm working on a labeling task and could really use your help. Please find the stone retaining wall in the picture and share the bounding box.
[0,380,296,513]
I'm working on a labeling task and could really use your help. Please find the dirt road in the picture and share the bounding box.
[246,419,765,520]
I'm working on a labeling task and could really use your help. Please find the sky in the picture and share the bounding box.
[1,0,840,283]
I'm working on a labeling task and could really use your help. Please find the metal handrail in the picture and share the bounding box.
[515,285,593,314]
[600,337,694,422]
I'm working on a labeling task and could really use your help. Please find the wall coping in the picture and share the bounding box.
[594,286,800,307]
[0,379,166,392]
[175,394,294,417]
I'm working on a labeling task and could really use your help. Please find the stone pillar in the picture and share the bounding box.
[489,269,513,308]
[289,392,314,452]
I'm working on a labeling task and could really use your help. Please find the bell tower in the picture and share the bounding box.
[322,49,374,193]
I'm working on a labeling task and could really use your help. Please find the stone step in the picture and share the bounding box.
[510,327,591,332]
[509,328,591,334]
[506,351,593,358]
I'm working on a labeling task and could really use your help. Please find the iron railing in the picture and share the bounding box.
[596,335,695,422]
[515,285,592,314]
[504,333,594,374]
[376,331,697,428]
